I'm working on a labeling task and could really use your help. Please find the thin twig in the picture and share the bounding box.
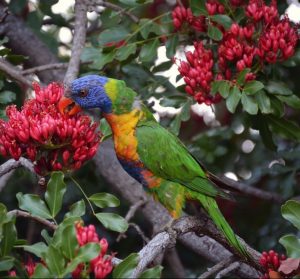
[89,0,139,23]
[22,63,69,75]
[0,58,32,87]
[198,256,236,279]
[64,0,88,85]
[129,222,150,243]
[9,209,57,230]
[215,261,240,278]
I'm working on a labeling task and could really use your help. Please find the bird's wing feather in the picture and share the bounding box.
[136,121,232,200]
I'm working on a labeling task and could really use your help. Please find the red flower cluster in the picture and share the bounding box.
[9,258,38,277]
[172,0,299,105]
[73,222,113,279]
[172,6,206,32]
[178,42,221,105]
[260,250,286,279]
[0,82,101,175]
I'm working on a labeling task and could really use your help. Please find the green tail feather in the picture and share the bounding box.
[197,194,252,261]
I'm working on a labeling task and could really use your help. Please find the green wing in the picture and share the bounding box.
[136,121,231,200]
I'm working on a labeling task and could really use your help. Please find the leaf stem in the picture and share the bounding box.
[70,176,96,216]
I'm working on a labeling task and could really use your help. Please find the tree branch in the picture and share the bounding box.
[9,209,57,230]
[22,63,69,75]
[64,0,88,85]
[0,58,32,87]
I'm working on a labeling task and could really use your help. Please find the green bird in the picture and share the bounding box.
[59,75,251,261]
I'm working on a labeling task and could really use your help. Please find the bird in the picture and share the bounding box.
[59,74,251,261]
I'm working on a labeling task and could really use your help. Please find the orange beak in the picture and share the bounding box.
[58,96,82,116]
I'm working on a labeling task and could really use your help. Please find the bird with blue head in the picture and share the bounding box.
[59,74,253,263]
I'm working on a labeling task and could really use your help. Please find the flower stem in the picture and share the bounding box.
[70,176,96,215]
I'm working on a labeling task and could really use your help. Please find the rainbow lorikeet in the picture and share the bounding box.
[59,75,251,261]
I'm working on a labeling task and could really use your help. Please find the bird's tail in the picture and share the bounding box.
[197,194,252,262]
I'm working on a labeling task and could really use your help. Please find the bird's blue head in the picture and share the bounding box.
[59,74,137,116]
[67,75,112,113]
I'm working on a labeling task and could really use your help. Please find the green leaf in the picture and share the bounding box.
[21,242,48,258]
[279,235,300,258]
[270,97,284,117]
[99,26,129,45]
[211,80,225,94]
[41,229,52,245]
[210,14,232,30]
[116,44,137,61]
[113,253,139,279]
[63,243,101,276]
[218,81,230,98]
[139,266,163,278]
[241,94,258,115]
[31,263,51,278]
[45,171,66,218]
[61,225,78,260]
[243,80,264,95]
[139,39,159,62]
[89,193,120,208]
[276,94,300,109]
[44,245,65,276]
[267,116,300,141]
[190,0,208,15]
[81,48,115,70]
[16,192,52,220]
[0,221,16,256]
[0,256,14,271]
[255,91,272,114]
[169,114,181,136]
[236,68,251,85]
[0,91,16,104]
[100,118,112,141]
[65,199,86,218]
[180,99,192,121]
[281,200,300,230]
[139,19,161,39]
[226,86,241,113]
[165,35,178,59]
[265,81,293,96]
[95,213,128,233]
[256,116,277,151]
[52,216,81,247]
[207,25,223,41]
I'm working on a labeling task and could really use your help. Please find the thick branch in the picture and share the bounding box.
[0,58,32,87]
[64,0,88,85]
[0,157,35,177]
[9,209,57,230]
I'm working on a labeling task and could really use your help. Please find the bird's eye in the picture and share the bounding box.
[79,89,88,97]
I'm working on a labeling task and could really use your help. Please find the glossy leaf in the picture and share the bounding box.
[218,81,230,98]
[65,199,86,218]
[0,256,14,271]
[236,68,251,85]
[16,192,52,220]
[276,94,300,109]
[139,266,163,278]
[241,94,258,115]
[210,14,232,30]
[268,116,300,141]
[256,116,277,151]
[63,243,101,276]
[95,213,128,233]
[99,26,129,45]
[21,242,48,258]
[61,225,78,259]
[265,81,293,96]
[279,234,300,258]
[207,25,223,41]
[243,80,264,95]
[139,39,159,62]
[165,35,178,59]
[44,244,65,276]
[281,200,300,230]
[45,171,66,218]
[0,221,16,256]
[255,91,272,114]
[89,193,120,208]
[113,253,139,279]
[31,263,51,278]
[226,86,241,113]
[190,0,208,15]
[116,44,137,61]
